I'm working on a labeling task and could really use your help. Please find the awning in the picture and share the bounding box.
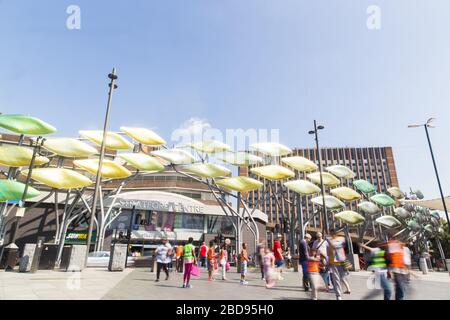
[404,196,450,211]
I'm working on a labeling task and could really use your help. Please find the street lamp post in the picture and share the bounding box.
[308,120,328,234]
[85,68,118,265]
[408,118,450,232]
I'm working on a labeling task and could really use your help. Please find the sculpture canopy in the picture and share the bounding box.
[219,152,263,166]
[118,153,165,172]
[250,165,295,181]
[189,140,231,154]
[307,171,340,187]
[120,126,166,146]
[284,179,321,195]
[250,142,292,157]
[0,180,40,202]
[281,156,318,172]
[74,159,132,179]
[0,114,57,135]
[0,145,49,167]
[216,176,263,193]
[335,210,365,225]
[151,148,196,165]
[79,130,133,150]
[42,138,98,158]
[183,163,232,178]
[21,168,93,189]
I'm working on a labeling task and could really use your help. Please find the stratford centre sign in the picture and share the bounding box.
[114,198,204,214]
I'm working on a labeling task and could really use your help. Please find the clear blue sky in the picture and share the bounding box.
[1,1,450,199]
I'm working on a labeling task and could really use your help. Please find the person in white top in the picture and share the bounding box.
[155,237,172,282]
[312,232,331,290]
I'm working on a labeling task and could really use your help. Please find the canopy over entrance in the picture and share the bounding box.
[404,196,450,212]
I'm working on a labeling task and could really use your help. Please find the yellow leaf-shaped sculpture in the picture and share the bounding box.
[311,195,345,209]
[189,140,231,154]
[120,127,166,146]
[284,180,321,195]
[307,172,340,187]
[335,211,365,225]
[326,165,356,179]
[74,159,132,179]
[281,156,318,172]
[250,165,295,181]
[219,152,263,166]
[151,149,196,165]
[0,145,49,167]
[330,187,361,201]
[216,176,263,193]
[79,130,133,150]
[250,142,292,157]
[118,153,165,172]
[183,163,231,178]
[42,138,98,158]
[22,168,93,189]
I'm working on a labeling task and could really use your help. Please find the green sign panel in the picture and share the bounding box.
[65,230,96,244]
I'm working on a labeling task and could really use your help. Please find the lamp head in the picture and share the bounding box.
[317,125,324,130]
[308,130,315,135]
[426,118,436,128]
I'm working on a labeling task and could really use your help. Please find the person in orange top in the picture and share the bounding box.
[175,244,184,273]
[240,243,249,285]
[387,239,408,300]
[207,240,217,281]
[307,249,322,300]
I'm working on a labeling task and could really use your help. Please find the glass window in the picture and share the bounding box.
[174,213,204,230]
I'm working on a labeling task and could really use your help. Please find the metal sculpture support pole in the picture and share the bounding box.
[296,193,305,241]
[424,125,450,232]
[313,120,328,234]
[85,68,118,265]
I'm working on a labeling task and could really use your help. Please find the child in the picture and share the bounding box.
[207,241,216,281]
[240,243,249,285]
[263,247,276,288]
[308,249,322,300]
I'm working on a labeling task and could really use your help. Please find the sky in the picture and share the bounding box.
[1,0,450,200]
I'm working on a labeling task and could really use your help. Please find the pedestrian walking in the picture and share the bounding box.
[273,234,285,280]
[312,232,332,290]
[176,243,184,273]
[358,241,392,300]
[207,240,217,281]
[240,243,249,285]
[299,233,312,291]
[308,249,322,300]
[257,240,266,280]
[263,247,276,288]
[155,237,172,282]
[219,244,228,281]
[199,242,208,268]
[386,239,408,300]
[182,237,197,288]
[326,229,351,300]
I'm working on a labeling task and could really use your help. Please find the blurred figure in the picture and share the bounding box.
[207,240,217,281]
[240,243,249,285]
[175,243,184,273]
[326,229,351,300]
[358,241,392,300]
[219,244,228,281]
[286,248,292,269]
[257,240,266,280]
[387,239,408,300]
[199,242,208,268]
[308,249,322,300]
[299,233,312,291]
[273,234,285,280]
[263,247,276,288]
[312,232,331,290]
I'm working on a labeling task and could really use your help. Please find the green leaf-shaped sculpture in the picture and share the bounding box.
[357,201,380,215]
[394,207,411,219]
[0,180,40,202]
[0,114,56,135]
[370,194,396,207]
[352,179,376,194]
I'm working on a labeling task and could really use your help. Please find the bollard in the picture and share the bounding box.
[419,257,428,275]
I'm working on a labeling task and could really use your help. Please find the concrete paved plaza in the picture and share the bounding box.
[0,267,448,300]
